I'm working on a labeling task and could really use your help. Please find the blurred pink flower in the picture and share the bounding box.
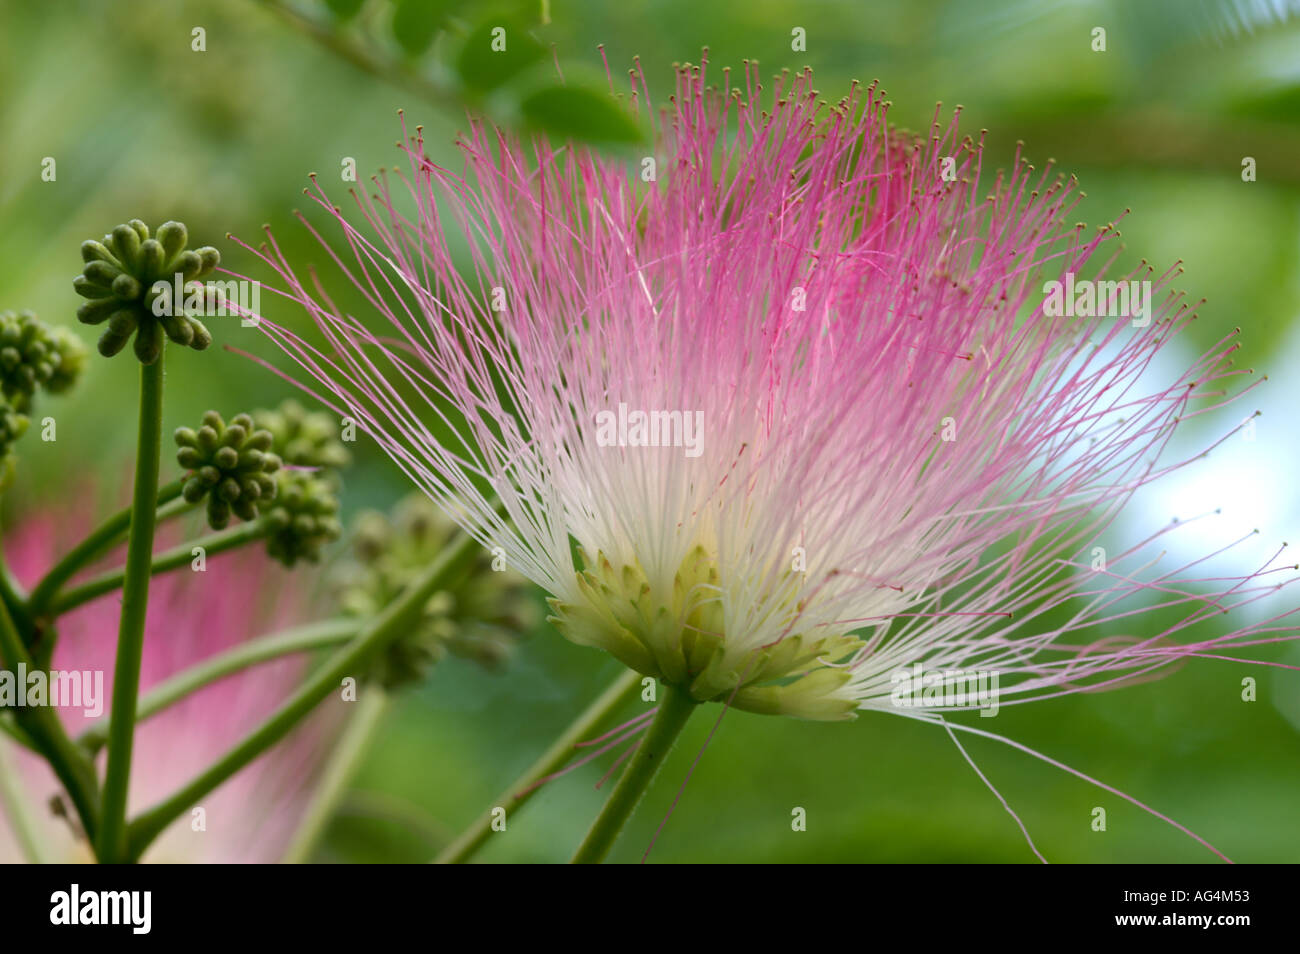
[0,503,327,863]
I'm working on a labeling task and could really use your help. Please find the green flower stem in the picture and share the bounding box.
[52,522,268,616]
[0,588,99,841]
[124,530,482,862]
[282,685,390,863]
[25,477,185,616]
[0,734,47,863]
[50,521,269,616]
[97,357,165,864]
[77,618,360,754]
[0,712,39,752]
[0,549,43,752]
[570,683,697,864]
[435,668,642,864]
[0,558,27,614]
[155,494,195,523]
[0,553,41,661]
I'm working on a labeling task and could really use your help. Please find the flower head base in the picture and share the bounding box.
[73,219,219,363]
[245,58,1299,724]
[175,411,281,529]
[260,470,342,566]
[0,311,85,411]
[254,398,350,469]
[549,547,860,719]
[338,495,535,686]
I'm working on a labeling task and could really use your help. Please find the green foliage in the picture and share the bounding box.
[323,0,367,21]
[288,0,639,145]
[454,17,546,92]
[390,0,457,56]
[520,85,642,143]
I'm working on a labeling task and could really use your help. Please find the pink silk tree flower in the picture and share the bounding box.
[0,507,327,863]
[240,57,1297,728]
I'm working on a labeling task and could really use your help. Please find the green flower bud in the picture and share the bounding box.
[0,397,29,492]
[336,495,537,688]
[74,219,220,363]
[0,398,29,454]
[259,470,342,567]
[0,310,70,411]
[350,510,391,563]
[175,410,281,529]
[253,399,351,470]
[43,328,89,395]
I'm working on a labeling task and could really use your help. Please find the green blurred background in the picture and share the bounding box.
[1,0,1297,862]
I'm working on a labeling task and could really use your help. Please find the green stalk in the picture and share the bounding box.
[124,530,481,862]
[77,618,360,753]
[25,478,185,616]
[0,558,27,614]
[0,588,99,841]
[0,552,43,662]
[51,521,268,616]
[0,734,47,863]
[154,495,193,523]
[282,685,390,863]
[435,668,642,864]
[0,713,39,753]
[96,356,165,863]
[570,683,696,864]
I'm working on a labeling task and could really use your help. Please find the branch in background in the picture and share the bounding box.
[78,618,360,753]
[51,520,269,617]
[253,0,643,144]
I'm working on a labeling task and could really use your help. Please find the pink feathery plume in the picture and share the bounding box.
[232,56,1298,726]
[0,503,330,863]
